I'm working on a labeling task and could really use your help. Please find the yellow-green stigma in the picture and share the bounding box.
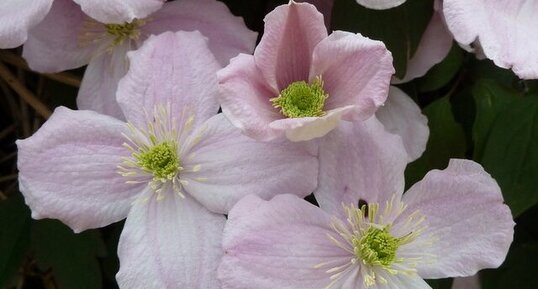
[104,20,143,47]
[271,76,328,118]
[354,226,400,267]
[135,141,180,181]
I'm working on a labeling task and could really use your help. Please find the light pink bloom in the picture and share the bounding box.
[0,0,163,49]
[17,31,318,288]
[442,0,538,79]
[219,118,514,289]
[22,0,257,119]
[218,1,394,142]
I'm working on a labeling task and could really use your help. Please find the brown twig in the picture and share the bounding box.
[0,50,81,87]
[0,174,17,183]
[0,61,52,119]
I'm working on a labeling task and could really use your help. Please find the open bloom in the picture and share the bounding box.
[17,31,318,288]
[218,1,394,142]
[441,0,538,79]
[219,118,514,289]
[22,0,256,119]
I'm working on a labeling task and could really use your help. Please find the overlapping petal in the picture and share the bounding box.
[117,191,225,289]
[254,1,327,90]
[143,0,257,66]
[180,114,318,214]
[310,31,394,121]
[376,86,429,161]
[16,107,141,232]
[117,31,221,129]
[401,159,515,278]
[219,194,346,289]
[443,0,538,79]
[22,0,97,72]
[315,117,408,218]
[73,0,164,24]
[0,0,52,48]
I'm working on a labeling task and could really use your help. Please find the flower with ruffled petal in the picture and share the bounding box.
[441,0,538,79]
[22,0,257,119]
[17,31,318,289]
[219,117,514,289]
[218,1,394,142]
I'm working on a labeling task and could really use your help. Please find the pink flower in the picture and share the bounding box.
[442,0,538,79]
[22,0,257,119]
[17,31,318,288]
[0,0,164,48]
[219,118,514,289]
[218,1,394,142]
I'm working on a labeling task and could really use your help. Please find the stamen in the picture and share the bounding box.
[270,76,328,118]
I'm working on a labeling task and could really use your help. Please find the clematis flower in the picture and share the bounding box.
[218,1,394,142]
[0,0,163,49]
[442,0,538,79]
[219,117,514,289]
[17,31,318,288]
[22,0,257,119]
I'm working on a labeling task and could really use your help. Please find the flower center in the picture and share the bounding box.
[354,226,400,267]
[270,76,328,118]
[136,141,180,181]
[104,20,143,47]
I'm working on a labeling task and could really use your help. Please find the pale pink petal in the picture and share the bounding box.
[77,46,129,120]
[219,194,347,289]
[179,114,318,214]
[117,191,225,289]
[393,11,453,83]
[268,105,356,142]
[218,54,282,141]
[142,0,257,66]
[376,86,429,161]
[315,117,408,218]
[22,0,97,72]
[117,31,221,129]
[452,276,481,289]
[401,159,515,278]
[310,31,394,121]
[16,107,141,232]
[443,0,538,79]
[254,1,327,90]
[297,0,334,27]
[0,0,52,48]
[377,271,431,289]
[356,0,406,10]
[72,0,164,24]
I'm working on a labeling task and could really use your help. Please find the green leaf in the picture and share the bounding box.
[472,79,520,160]
[31,220,106,289]
[418,44,463,92]
[481,243,538,289]
[426,278,453,289]
[405,95,467,186]
[332,0,434,78]
[0,195,31,287]
[481,95,538,216]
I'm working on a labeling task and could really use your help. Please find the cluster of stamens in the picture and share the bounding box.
[316,196,434,288]
[78,18,146,51]
[271,76,328,118]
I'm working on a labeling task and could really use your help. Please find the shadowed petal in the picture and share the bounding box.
[401,159,515,278]
[180,114,319,214]
[22,0,97,72]
[219,194,347,289]
[254,1,327,90]
[0,0,52,48]
[452,275,481,289]
[73,0,164,24]
[117,191,225,289]
[310,31,394,121]
[143,0,257,66]
[17,107,142,232]
[376,86,429,162]
[218,54,282,141]
[315,117,407,218]
[117,31,221,129]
